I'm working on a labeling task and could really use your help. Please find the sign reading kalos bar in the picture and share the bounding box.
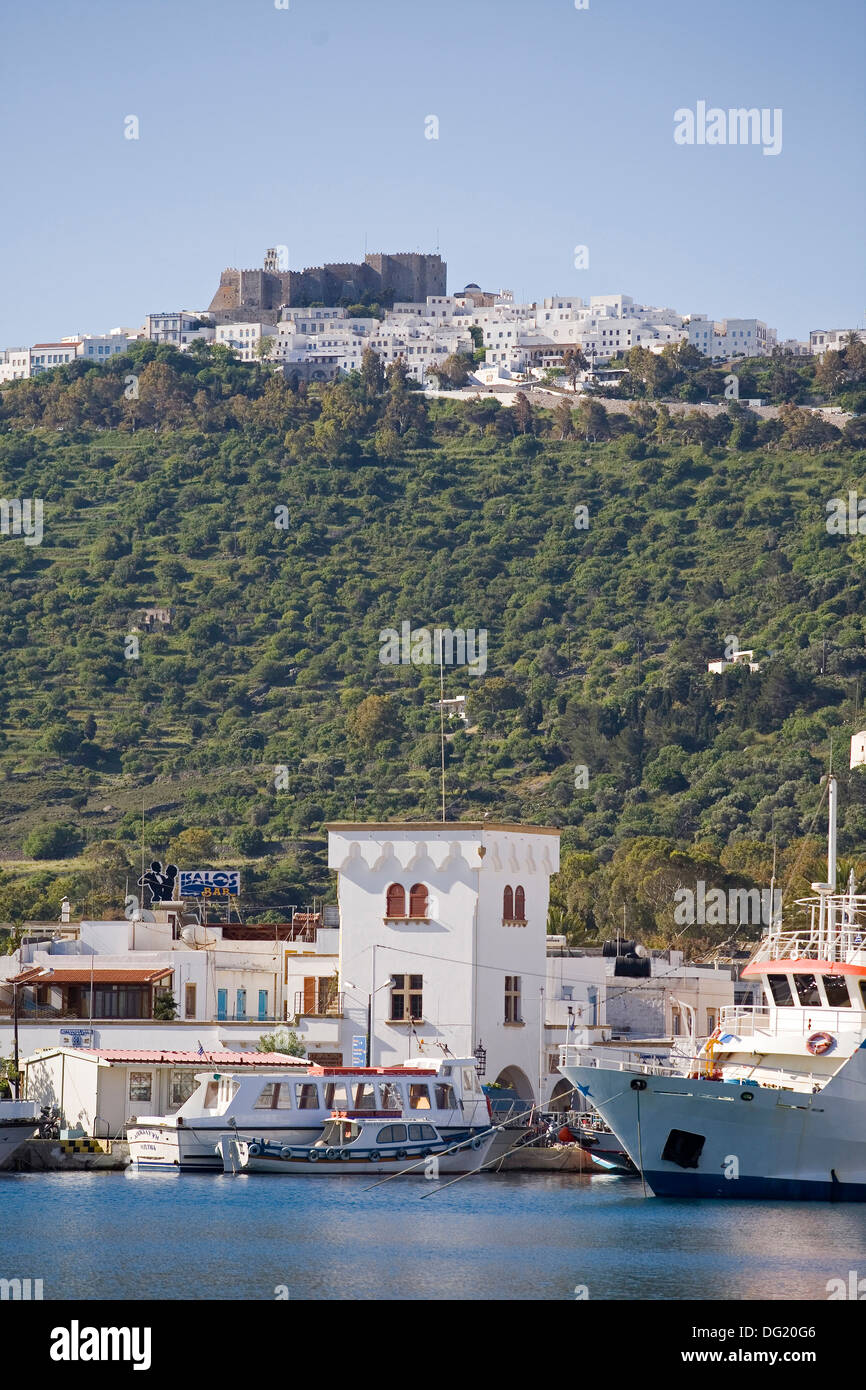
[178,870,241,899]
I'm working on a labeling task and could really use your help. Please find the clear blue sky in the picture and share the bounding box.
[1,0,863,344]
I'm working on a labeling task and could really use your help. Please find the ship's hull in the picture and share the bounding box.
[561,1063,866,1200]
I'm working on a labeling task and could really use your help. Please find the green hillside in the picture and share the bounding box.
[1,341,865,944]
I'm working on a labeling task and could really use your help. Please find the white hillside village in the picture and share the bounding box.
[2,246,861,387]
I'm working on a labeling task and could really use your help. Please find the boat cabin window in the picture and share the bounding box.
[255,1082,294,1110]
[462,1067,481,1095]
[860,980,866,1009]
[353,1082,377,1111]
[380,1081,403,1111]
[822,974,852,1008]
[376,1124,408,1144]
[295,1083,320,1110]
[793,973,821,1007]
[434,1083,458,1110]
[323,1082,350,1110]
[408,1084,432,1110]
[767,975,794,1007]
[408,1123,437,1141]
[203,1080,239,1110]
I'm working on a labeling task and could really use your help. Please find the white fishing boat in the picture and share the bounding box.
[560,771,866,1199]
[0,1099,39,1169]
[128,1056,491,1170]
[217,1113,493,1175]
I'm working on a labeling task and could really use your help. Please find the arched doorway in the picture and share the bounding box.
[547,1076,577,1113]
[492,1065,535,1102]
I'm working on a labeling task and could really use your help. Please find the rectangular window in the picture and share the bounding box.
[822,975,852,1007]
[794,973,821,1007]
[254,1083,280,1109]
[380,1081,403,1111]
[322,1081,349,1110]
[352,1082,377,1110]
[408,1083,431,1110]
[434,1083,457,1110]
[129,1072,152,1103]
[767,974,794,1006]
[169,1071,198,1109]
[184,983,197,1018]
[295,1083,320,1110]
[389,974,423,1021]
[505,975,521,1023]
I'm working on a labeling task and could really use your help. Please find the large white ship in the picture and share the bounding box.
[560,771,866,1200]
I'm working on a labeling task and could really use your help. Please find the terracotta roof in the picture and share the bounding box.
[12,967,173,985]
[84,1050,307,1065]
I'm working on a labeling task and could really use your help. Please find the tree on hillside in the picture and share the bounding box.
[167,827,216,865]
[562,347,588,392]
[361,346,385,398]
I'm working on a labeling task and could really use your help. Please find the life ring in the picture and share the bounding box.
[248,1143,260,1155]
[471,1137,483,1150]
[308,1149,319,1161]
[338,1148,351,1159]
[807,1031,835,1056]
[280,1146,292,1159]
[396,1149,408,1160]
[369,1151,380,1162]
[325,1148,338,1160]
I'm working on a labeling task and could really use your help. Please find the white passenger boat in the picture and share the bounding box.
[128,1057,491,1170]
[217,1113,493,1175]
[0,1099,39,1169]
[560,774,866,1200]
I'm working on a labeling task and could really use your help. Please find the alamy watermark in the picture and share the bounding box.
[379,622,487,676]
[826,492,866,536]
[673,882,782,927]
[674,102,782,156]
[1,497,43,546]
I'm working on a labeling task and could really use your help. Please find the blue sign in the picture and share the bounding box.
[351,1035,367,1066]
[179,870,240,899]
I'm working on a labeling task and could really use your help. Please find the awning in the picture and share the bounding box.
[11,968,173,986]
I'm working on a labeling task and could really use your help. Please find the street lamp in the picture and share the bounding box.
[342,975,394,1068]
[473,1041,487,1077]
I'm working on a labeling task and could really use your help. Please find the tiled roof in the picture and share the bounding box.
[83,1050,307,1065]
[12,967,173,985]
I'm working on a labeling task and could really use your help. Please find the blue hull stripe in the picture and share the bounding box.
[644,1170,866,1201]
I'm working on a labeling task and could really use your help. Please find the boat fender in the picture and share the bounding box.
[280,1147,292,1159]
[308,1149,319,1161]
[471,1137,483,1150]
[396,1149,408,1160]
[807,1031,835,1056]
[248,1143,261,1156]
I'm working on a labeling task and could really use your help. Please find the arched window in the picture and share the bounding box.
[408,884,428,918]
[514,886,526,921]
[503,886,514,920]
[386,883,406,918]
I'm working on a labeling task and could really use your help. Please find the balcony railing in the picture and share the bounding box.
[293,991,343,1019]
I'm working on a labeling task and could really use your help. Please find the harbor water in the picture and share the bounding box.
[2,1169,865,1301]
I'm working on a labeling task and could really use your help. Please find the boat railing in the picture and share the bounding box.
[749,918,866,967]
[718,1003,864,1037]
[558,1044,682,1077]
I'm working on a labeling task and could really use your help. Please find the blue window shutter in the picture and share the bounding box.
[217,989,227,1021]
[236,988,246,1019]
[258,989,267,1021]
